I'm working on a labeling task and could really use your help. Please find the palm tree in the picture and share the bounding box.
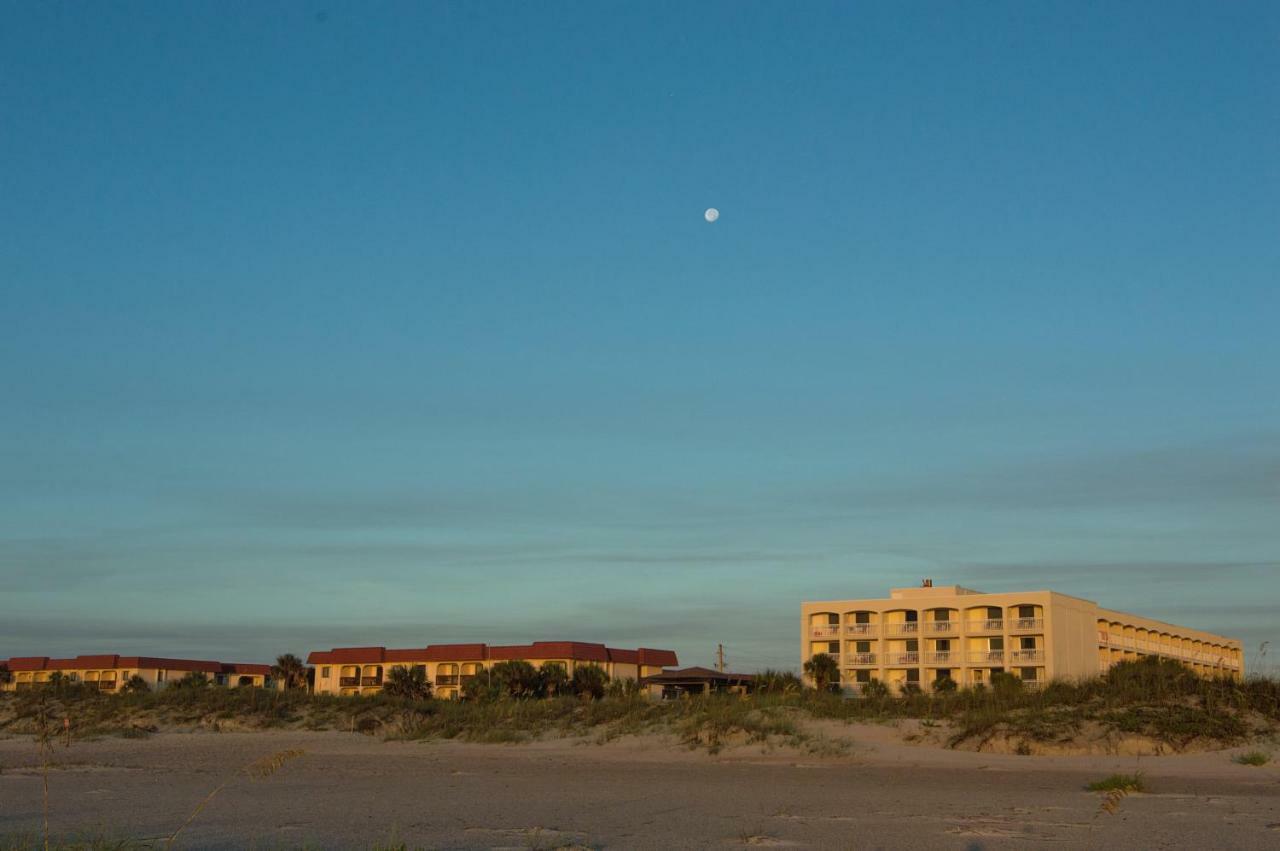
[120,675,150,694]
[539,662,570,697]
[802,653,839,692]
[755,669,802,695]
[382,665,432,701]
[570,664,610,700]
[271,654,309,690]
[491,660,543,699]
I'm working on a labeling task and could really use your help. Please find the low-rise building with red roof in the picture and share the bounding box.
[306,641,678,698]
[0,655,276,693]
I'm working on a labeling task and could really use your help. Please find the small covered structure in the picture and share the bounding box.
[640,667,755,700]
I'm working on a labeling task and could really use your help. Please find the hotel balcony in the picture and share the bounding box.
[890,652,919,665]
[968,650,1005,664]
[1009,618,1044,633]
[1009,649,1044,663]
[923,621,956,635]
[810,625,840,639]
[360,676,382,687]
[97,680,117,690]
[845,624,878,637]
[922,652,957,665]
[967,619,1003,633]
[435,675,460,686]
[847,653,877,666]
[883,623,920,637]
[339,676,360,687]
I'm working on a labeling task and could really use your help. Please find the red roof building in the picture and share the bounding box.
[306,641,678,697]
[0,654,276,692]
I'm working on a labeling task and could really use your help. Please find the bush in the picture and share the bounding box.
[1086,773,1146,793]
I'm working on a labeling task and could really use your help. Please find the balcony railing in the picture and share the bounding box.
[339,676,360,687]
[922,652,956,665]
[924,621,955,634]
[1010,649,1044,663]
[968,619,1003,632]
[810,625,840,638]
[1009,618,1044,632]
[883,623,920,636]
[890,652,919,665]
[847,653,877,666]
[435,675,460,686]
[360,676,382,686]
[97,680,117,690]
[968,650,1005,664]
[845,623,878,636]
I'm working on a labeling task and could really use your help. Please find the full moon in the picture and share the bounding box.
[704,208,719,222]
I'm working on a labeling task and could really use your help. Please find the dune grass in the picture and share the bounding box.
[1086,772,1146,793]
[1232,750,1270,766]
[2,659,1275,755]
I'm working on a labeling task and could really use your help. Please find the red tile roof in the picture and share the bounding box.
[306,641,678,668]
[1,655,263,675]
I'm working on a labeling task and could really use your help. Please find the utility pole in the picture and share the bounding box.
[715,644,726,672]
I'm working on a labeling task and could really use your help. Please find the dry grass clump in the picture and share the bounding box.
[1232,750,1270,766]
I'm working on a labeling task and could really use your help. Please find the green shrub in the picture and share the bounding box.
[1086,772,1146,793]
[1233,750,1269,766]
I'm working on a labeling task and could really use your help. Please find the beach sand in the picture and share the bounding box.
[1,725,1277,849]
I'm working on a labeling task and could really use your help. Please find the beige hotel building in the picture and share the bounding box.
[803,583,1243,694]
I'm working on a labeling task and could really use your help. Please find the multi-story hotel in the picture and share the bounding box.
[307,641,678,698]
[803,582,1244,694]
[0,654,274,692]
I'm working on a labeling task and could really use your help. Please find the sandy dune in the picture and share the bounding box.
[1,727,1277,849]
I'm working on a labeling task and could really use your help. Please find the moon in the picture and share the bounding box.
[704,208,719,223]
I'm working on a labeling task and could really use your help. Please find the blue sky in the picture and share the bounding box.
[2,2,1277,672]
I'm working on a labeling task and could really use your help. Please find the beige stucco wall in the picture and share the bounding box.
[311,656,643,697]
[802,585,1242,693]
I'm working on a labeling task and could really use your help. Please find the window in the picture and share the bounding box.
[826,613,839,625]
[934,669,952,683]
[1020,667,1038,681]
[855,670,871,683]
[1020,637,1036,650]
[989,637,1004,651]
[855,612,871,624]
[825,642,839,654]
[412,665,426,676]
[855,641,871,654]
[321,667,331,678]
[933,609,950,621]
[1018,605,1036,619]
[935,639,950,652]
[986,607,1001,620]
[904,610,918,622]
[905,669,920,683]
[991,667,1004,674]
[157,670,166,682]
[70,672,80,681]
[905,639,918,652]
